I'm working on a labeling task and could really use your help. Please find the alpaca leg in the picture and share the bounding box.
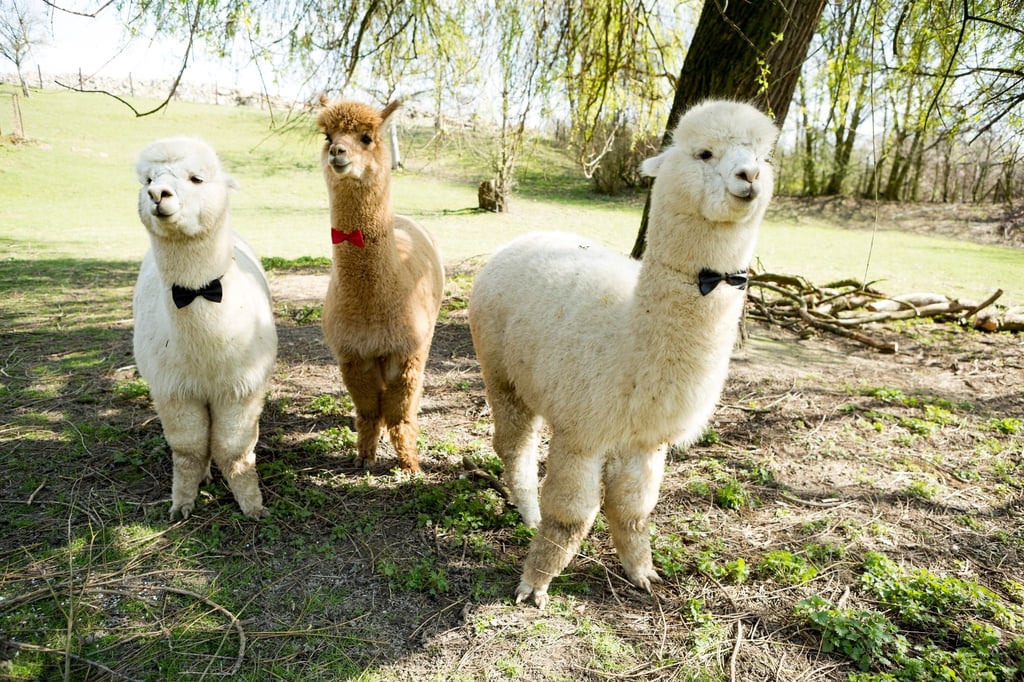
[154,396,211,520]
[340,358,384,468]
[604,446,667,592]
[381,351,428,473]
[516,436,603,609]
[486,377,542,528]
[209,392,267,519]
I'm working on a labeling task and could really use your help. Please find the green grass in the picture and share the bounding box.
[3,84,1022,306]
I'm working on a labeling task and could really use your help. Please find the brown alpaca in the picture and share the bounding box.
[317,97,444,472]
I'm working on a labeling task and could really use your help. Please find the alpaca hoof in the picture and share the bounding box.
[170,501,194,521]
[398,459,421,474]
[627,567,662,593]
[355,454,376,469]
[514,578,548,609]
[240,503,269,520]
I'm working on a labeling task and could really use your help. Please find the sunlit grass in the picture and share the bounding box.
[3,83,1022,305]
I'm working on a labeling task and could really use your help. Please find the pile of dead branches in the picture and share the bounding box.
[746,272,1022,353]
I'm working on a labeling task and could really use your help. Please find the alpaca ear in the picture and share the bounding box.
[640,152,666,178]
[381,100,402,123]
[318,94,331,108]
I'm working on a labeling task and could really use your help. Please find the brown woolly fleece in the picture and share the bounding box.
[317,97,445,472]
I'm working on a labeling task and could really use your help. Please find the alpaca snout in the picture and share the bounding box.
[728,181,760,201]
[147,185,180,216]
[328,144,352,173]
[725,158,763,200]
[728,165,762,200]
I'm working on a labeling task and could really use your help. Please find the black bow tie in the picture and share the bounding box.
[171,278,223,309]
[698,268,748,296]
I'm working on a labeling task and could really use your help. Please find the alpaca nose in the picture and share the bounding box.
[330,143,347,157]
[148,185,175,203]
[735,165,760,183]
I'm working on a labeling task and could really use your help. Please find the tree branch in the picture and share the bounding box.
[55,0,201,117]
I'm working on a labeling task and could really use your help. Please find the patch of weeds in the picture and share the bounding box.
[653,534,689,578]
[862,386,911,404]
[897,416,936,436]
[796,595,908,671]
[307,392,354,417]
[682,599,731,666]
[901,478,942,501]
[922,404,956,425]
[113,376,149,399]
[303,426,357,455]
[286,303,323,324]
[426,432,460,457]
[987,417,1022,435]
[804,541,847,565]
[399,476,520,534]
[694,549,750,584]
[70,421,132,446]
[713,478,751,510]
[859,552,1023,631]
[696,428,721,446]
[378,556,450,595]
[1004,579,1024,605]
[756,550,817,584]
[747,463,777,485]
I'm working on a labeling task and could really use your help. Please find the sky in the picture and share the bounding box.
[27,4,293,98]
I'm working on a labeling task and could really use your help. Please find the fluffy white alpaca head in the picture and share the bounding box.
[317,97,401,187]
[641,100,778,224]
[136,137,237,240]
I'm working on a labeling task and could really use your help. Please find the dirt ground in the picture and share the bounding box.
[261,255,1024,679]
[1,204,1021,680]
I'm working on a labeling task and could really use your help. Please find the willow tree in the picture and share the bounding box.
[558,1,684,191]
[631,0,827,258]
[473,0,563,211]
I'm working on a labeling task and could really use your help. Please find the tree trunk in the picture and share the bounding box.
[799,80,818,196]
[824,76,868,196]
[631,0,827,258]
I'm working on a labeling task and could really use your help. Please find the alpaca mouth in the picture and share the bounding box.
[730,185,759,201]
[329,159,353,174]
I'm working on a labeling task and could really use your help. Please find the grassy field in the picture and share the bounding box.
[2,86,1023,682]
[2,84,1022,305]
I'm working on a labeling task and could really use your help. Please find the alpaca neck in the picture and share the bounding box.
[149,225,233,290]
[327,178,398,274]
[644,213,761,282]
[629,214,759,385]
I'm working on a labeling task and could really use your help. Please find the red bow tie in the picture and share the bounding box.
[331,228,365,247]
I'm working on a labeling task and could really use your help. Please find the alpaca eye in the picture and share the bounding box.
[324,134,332,143]
[697,150,713,161]
[361,134,373,145]
[189,175,204,185]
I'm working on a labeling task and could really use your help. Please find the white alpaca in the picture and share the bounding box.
[468,100,779,607]
[132,137,278,520]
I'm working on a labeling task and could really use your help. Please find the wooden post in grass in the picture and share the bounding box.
[1,93,25,138]
[13,93,24,137]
